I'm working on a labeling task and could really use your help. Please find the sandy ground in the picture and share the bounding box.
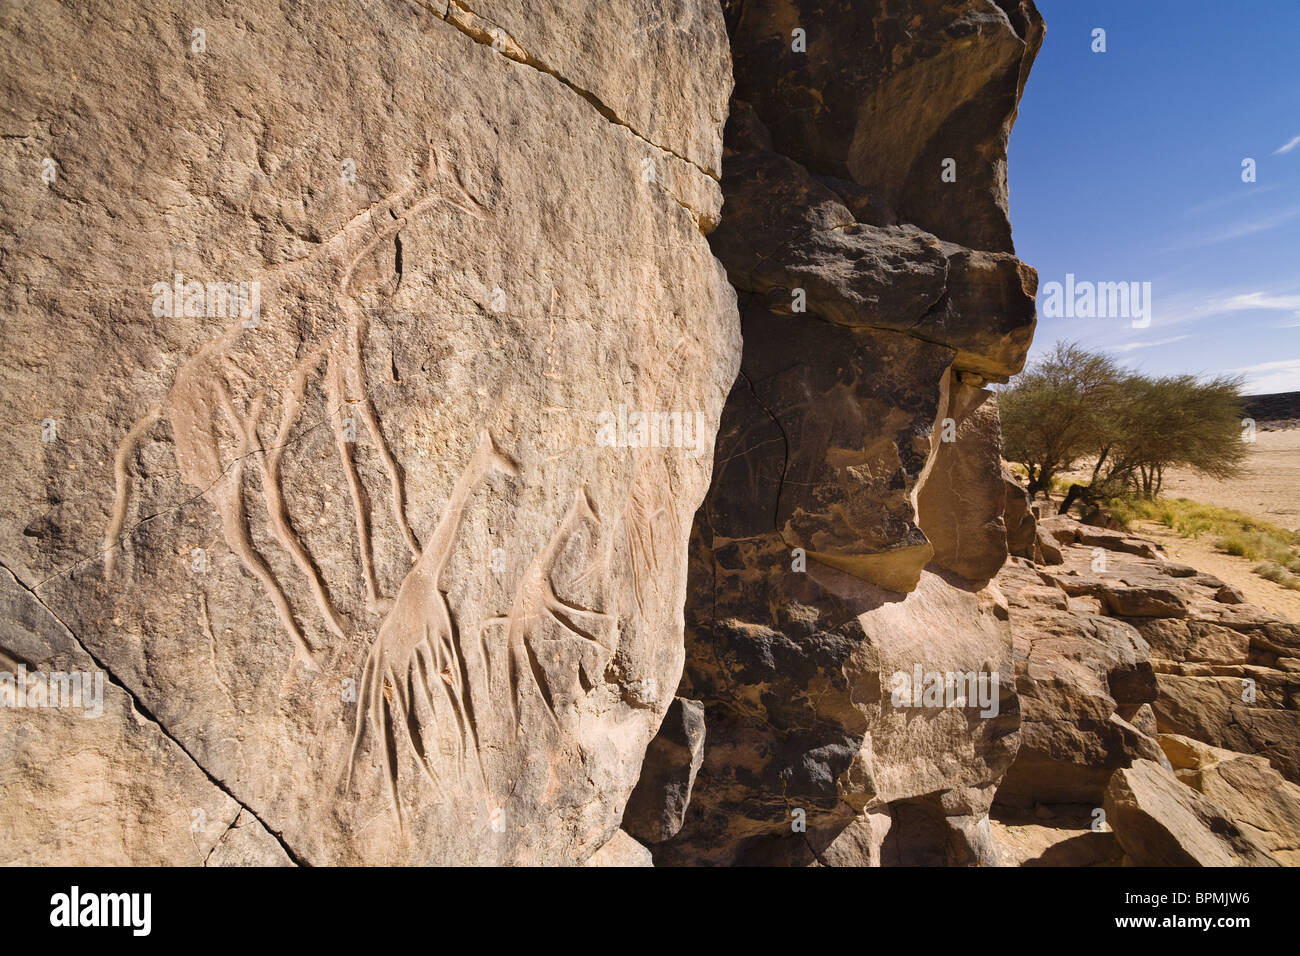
[1054,428,1300,622]
[989,805,1120,867]
[1157,429,1300,533]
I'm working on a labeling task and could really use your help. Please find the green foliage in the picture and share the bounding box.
[1095,373,1248,498]
[998,342,1123,497]
[999,342,1248,502]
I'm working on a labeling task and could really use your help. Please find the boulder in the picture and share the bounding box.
[1153,673,1300,784]
[654,562,1018,865]
[917,383,1010,584]
[622,697,706,844]
[995,593,1162,805]
[1035,526,1065,565]
[701,300,953,594]
[1103,759,1279,866]
[1160,734,1300,864]
[721,0,1044,254]
[1101,586,1188,619]
[581,830,653,867]
[1001,467,1038,559]
[1037,515,1080,546]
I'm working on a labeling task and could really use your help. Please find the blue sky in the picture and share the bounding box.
[1008,0,1300,394]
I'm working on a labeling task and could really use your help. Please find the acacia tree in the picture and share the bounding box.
[1000,342,1248,508]
[997,342,1122,497]
[1092,373,1247,498]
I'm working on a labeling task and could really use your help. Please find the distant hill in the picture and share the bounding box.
[1243,391,1300,426]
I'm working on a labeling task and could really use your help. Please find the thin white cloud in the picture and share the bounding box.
[1106,335,1189,353]
[1219,291,1300,328]
[1228,357,1300,393]
[1221,292,1300,312]
[1231,358,1300,373]
[1031,283,1300,339]
[1182,183,1278,217]
[1185,204,1300,247]
[1274,133,1300,155]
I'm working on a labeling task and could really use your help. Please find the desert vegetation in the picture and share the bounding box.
[1000,342,1248,506]
[1107,497,1300,591]
[1002,343,1298,590]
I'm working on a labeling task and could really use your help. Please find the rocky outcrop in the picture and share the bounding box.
[1002,468,1038,560]
[7,0,1285,870]
[654,0,1043,866]
[917,388,1013,583]
[996,556,1165,806]
[1015,525,1300,788]
[992,513,1300,866]
[1160,734,1300,865]
[579,829,653,867]
[0,0,739,865]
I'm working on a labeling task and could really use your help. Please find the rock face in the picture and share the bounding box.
[6,0,1288,870]
[1001,469,1038,560]
[579,829,653,867]
[653,0,1043,866]
[995,554,1165,806]
[1159,734,1300,865]
[0,567,292,865]
[0,0,739,865]
[1010,521,1300,791]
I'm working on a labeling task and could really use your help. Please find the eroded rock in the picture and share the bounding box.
[654,0,1043,866]
[1103,759,1279,867]
[622,696,706,844]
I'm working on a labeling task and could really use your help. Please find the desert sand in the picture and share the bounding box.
[1159,428,1300,532]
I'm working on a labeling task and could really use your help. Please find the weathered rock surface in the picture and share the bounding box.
[996,556,1163,806]
[722,0,1044,254]
[655,0,1043,866]
[579,829,653,867]
[1103,759,1279,867]
[621,696,705,844]
[0,566,293,866]
[1002,468,1038,560]
[0,0,739,865]
[992,513,1300,867]
[1160,733,1300,865]
[917,387,1010,583]
[8,0,1286,870]
[1041,534,1300,786]
[989,804,1122,867]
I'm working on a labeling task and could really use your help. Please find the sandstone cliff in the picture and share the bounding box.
[1,0,1294,868]
[0,0,739,865]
